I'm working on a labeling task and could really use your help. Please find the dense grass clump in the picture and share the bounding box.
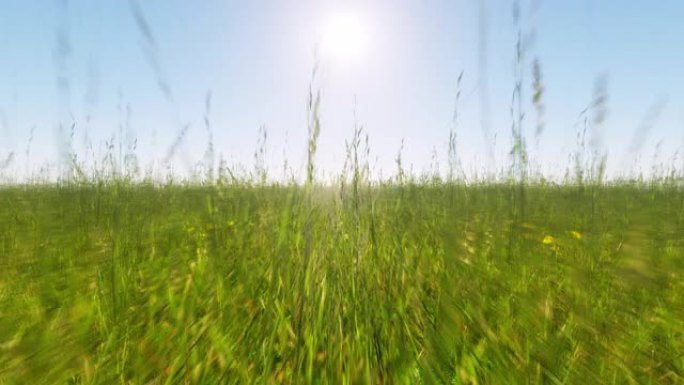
[0,179,682,383]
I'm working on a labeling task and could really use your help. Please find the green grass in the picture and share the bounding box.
[0,179,682,384]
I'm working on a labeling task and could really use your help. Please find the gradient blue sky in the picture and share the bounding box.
[0,0,683,180]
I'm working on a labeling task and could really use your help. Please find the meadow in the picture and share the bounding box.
[1,3,683,382]
[0,171,682,383]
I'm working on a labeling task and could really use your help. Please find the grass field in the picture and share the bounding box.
[1,177,682,383]
[3,1,684,382]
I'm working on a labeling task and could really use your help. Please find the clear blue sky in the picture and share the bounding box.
[0,0,683,180]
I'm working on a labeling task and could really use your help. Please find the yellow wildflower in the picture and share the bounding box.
[542,235,555,245]
[570,230,582,240]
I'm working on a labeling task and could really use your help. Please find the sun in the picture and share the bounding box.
[321,12,369,61]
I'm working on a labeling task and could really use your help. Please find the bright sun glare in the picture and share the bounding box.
[322,13,369,61]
